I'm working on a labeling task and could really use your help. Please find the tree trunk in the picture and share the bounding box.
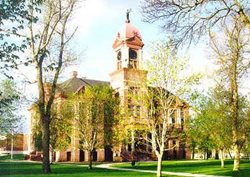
[156,154,163,177]
[88,150,93,169]
[50,148,54,164]
[192,143,195,160]
[233,145,240,171]
[11,133,14,160]
[131,130,135,152]
[42,115,51,173]
[220,149,225,168]
[231,56,240,171]
[227,149,233,159]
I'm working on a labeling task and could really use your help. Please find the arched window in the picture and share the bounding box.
[117,51,121,60]
[117,51,122,69]
[129,49,137,59]
[128,49,137,68]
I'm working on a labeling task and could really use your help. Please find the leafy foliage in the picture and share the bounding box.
[136,41,201,177]
[188,88,233,160]
[50,102,72,151]
[31,102,72,151]
[65,84,120,168]
[25,0,79,173]
[0,0,32,77]
[0,80,21,135]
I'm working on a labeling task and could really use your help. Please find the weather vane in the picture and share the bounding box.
[126,8,132,23]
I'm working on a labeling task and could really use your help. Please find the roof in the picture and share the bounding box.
[118,21,142,40]
[112,21,144,49]
[59,77,110,95]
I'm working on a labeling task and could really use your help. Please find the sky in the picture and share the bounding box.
[63,0,208,81]
[7,0,215,133]
[13,0,209,84]
[67,0,161,81]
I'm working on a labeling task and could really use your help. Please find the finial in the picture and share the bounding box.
[126,9,132,23]
[71,71,78,78]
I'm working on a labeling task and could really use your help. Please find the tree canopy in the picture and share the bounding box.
[142,0,250,45]
[0,80,21,135]
[65,84,119,169]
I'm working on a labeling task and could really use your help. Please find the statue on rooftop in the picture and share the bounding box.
[126,9,132,23]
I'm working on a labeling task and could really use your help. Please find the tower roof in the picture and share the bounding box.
[117,21,142,40]
[112,11,144,49]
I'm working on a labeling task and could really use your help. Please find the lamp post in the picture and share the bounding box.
[11,130,14,160]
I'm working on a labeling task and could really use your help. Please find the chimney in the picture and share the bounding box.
[71,71,78,78]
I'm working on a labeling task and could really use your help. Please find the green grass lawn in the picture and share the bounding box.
[0,161,179,177]
[1,159,250,177]
[0,154,25,161]
[114,160,250,177]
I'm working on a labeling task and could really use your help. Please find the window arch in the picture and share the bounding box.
[129,49,137,59]
[117,51,121,60]
[128,49,138,69]
[117,50,122,69]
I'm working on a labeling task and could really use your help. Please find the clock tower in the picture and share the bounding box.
[110,11,147,101]
[109,11,148,160]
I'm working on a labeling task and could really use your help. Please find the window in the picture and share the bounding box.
[128,105,141,117]
[168,109,176,124]
[115,92,119,98]
[129,49,137,59]
[128,87,139,101]
[117,51,122,69]
[128,104,134,116]
[136,106,140,117]
[173,140,176,146]
[180,109,184,129]
[176,109,181,124]
[128,49,137,69]
[117,51,121,60]
[128,87,140,118]
[180,109,184,123]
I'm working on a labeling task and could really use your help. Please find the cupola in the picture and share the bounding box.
[112,10,144,70]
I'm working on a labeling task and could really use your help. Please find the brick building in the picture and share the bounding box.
[0,134,31,155]
[29,14,191,162]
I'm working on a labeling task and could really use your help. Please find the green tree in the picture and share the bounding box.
[189,87,233,168]
[0,0,29,78]
[142,1,250,171]
[242,106,250,158]
[50,103,72,160]
[25,0,79,173]
[0,80,20,135]
[31,102,73,161]
[139,42,200,177]
[67,84,119,169]
[1,1,79,171]
[209,20,250,171]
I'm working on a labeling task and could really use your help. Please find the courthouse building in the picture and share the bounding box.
[29,14,190,162]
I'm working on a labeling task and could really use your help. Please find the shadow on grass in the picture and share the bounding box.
[232,168,250,177]
[0,154,25,161]
[0,162,42,175]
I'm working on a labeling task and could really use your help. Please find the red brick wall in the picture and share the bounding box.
[3,134,29,151]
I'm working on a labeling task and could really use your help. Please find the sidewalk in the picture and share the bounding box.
[96,163,232,177]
